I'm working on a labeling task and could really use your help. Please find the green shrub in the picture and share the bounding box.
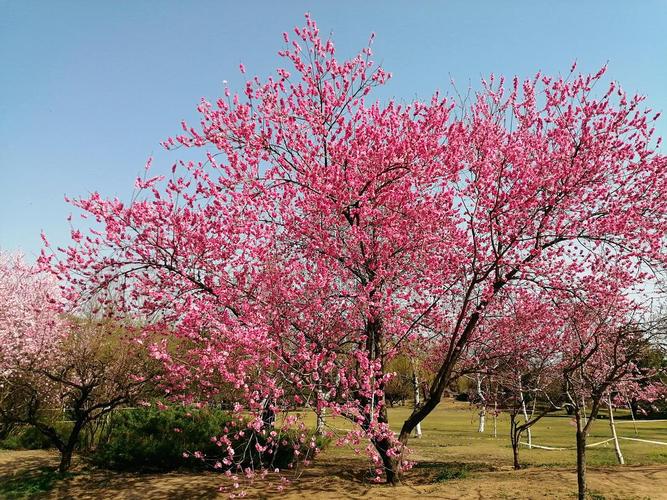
[1,426,54,450]
[89,405,230,471]
[89,405,329,472]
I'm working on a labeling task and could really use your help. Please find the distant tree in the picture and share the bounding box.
[384,356,414,407]
[469,293,566,468]
[0,253,157,473]
[559,294,666,500]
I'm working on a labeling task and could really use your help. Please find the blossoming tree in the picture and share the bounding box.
[0,253,157,472]
[558,291,666,500]
[42,16,667,483]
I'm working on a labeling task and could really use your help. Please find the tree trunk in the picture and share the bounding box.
[372,435,399,485]
[510,413,521,470]
[366,401,400,485]
[512,439,520,470]
[581,396,588,426]
[316,407,326,436]
[476,375,486,433]
[399,394,440,446]
[519,384,532,448]
[363,314,400,484]
[627,398,638,436]
[261,398,276,429]
[575,413,587,500]
[607,399,624,465]
[412,370,422,438]
[493,401,498,438]
[59,417,87,473]
[399,309,486,447]
[59,445,74,473]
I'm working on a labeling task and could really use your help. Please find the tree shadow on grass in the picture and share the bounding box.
[0,466,71,499]
[0,451,62,499]
[0,450,224,500]
[49,471,225,500]
[0,451,505,499]
[268,459,498,498]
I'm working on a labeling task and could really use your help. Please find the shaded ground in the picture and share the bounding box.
[3,403,667,498]
[1,450,666,499]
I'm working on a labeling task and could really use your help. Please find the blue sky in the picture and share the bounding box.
[1,0,666,260]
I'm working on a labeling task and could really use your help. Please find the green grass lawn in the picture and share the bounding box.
[289,401,667,469]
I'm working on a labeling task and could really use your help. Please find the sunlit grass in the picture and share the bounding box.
[290,400,667,469]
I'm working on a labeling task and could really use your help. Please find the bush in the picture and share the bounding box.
[454,393,470,402]
[90,405,329,472]
[89,405,230,471]
[1,425,57,450]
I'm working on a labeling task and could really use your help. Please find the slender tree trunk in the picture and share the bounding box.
[493,401,498,438]
[261,398,276,429]
[581,396,588,426]
[399,309,486,447]
[58,418,85,473]
[627,398,638,436]
[510,413,521,470]
[412,370,422,438]
[607,399,624,465]
[59,446,74,474]
[316,407,326,436]
[398,269,523,449]
[512,438,521,470]
[575,412,587,500]
[529,394,537,445]
[476,375,486,433]
[519,380,532,448]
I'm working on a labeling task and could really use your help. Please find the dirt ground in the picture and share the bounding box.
[2,450,667,499]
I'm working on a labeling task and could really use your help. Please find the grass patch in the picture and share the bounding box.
[430,461,492,482]
[434,463,471,482]
[0,467,72,499]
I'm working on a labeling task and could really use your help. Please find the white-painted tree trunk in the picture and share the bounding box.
[521,402,532,448]
[493,400,498,438]
[581,395,588,426]
[607,398,624,465]
[518,378,532,448]
[627,398,638,436]
[316,407,326,436]
[477,375,486,433]
[413,369,422,438]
